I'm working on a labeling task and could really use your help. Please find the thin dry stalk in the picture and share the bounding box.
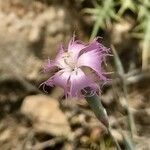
[111,45,136,138]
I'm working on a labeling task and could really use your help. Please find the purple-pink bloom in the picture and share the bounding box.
[41,36,109,98]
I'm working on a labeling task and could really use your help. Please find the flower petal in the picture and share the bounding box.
[77,50,107,80]
[43,45,67,72]
[55,44,65,60]
[69,68,98,97]
[44,69,71,96]
[43,58,55,73]
[83,38,109,53]
[68,37,87,60]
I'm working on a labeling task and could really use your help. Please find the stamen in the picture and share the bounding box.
[61,52,76,70]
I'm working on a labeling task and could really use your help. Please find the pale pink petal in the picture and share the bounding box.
[69,68,98,97]
[78,38,109,57]
[43,45,66,72]
[68,37,87,60]
[77,50,107,81]
[43,58,55,73]
[43,69,71,96]
[55,44,65,60]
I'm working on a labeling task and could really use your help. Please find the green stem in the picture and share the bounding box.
[85,94,109,127]
[85,94,122,150]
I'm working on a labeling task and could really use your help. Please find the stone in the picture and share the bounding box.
[21,94,71,137]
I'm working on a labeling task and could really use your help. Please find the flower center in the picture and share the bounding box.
[62,52,77,70]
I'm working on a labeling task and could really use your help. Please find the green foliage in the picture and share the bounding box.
[84,0,118,40]
[84,0,150,69]
[118,0,137,15]
[135,0,150,69]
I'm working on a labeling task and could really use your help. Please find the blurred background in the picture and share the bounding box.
[0,0,150,150]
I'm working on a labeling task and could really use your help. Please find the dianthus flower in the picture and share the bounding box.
[41,36,109,98]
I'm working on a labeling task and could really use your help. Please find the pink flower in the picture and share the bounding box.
[41,36,109,98]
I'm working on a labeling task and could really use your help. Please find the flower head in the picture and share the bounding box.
[41,36,109,98]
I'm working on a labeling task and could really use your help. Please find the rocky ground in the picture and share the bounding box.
[0,0,150,150]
